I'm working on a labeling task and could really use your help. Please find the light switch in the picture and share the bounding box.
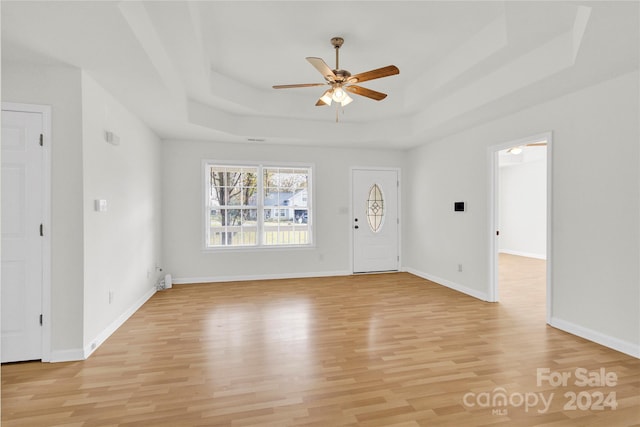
[95,199,108,212]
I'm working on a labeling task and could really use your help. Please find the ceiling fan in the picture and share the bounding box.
[273,37,399,119]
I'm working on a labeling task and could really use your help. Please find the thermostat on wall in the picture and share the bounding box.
[454,201,465,212]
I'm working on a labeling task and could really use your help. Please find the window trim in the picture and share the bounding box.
[202,160,314,251]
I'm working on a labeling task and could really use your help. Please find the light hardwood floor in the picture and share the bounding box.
[3,255,639,426]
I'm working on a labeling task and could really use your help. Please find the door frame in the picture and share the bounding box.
[350,167,401,274]
[488,131,552,324]
[2,102,52,361]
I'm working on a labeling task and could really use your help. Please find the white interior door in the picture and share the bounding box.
[2,109,44,362]
[352,169,399,273]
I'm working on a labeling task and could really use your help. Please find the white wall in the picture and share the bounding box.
[2,63,163,360]
[2,64,85,357]
[499,154,547,259]
[162,140,404,282]
[404,70,639,356]
[81,73,162,354]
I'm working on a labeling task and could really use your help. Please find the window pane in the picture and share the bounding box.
[290,189,308,208]
[209,229,223,246]
[294,209,308,224]
[231,210,242,226]
[263,228,279,245]
[240,227,257,245]
[241,170,258,206]
[243,187,257,206]
[367,183,385,233]
[243,209,258,225]
[227,188,241,205]
[210,209,223,225]
[210,170,224,188]
[264,189,278,207]
[293,224,310,244]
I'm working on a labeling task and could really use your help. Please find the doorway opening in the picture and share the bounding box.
[489,133,551,323]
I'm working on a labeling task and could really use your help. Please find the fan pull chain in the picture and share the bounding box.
[334,104,347,123]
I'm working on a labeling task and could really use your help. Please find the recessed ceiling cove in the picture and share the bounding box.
[2,1,638,148]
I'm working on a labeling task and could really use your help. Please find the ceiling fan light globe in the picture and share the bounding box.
[332,87,346,102]
[320,92,333,106]
[341,94,353,107]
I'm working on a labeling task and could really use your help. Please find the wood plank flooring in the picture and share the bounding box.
[3,255,639,426]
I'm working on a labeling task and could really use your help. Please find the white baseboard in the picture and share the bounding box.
[83,286,157,359]
[499,249,546,260]
[404,269,638,359]
[404,267,489,301]
[550,317,640,359]
[172,270,352,285]
[49,348,85,363]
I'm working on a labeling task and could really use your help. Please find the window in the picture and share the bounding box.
[205,163,312,248]
[367,183,385,233]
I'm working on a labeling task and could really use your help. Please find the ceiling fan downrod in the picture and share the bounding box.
[331,37,344,70]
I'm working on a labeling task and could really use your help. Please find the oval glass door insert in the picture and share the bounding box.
[367,184,385,233]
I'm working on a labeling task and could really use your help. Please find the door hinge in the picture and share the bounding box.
[39,314,43,326]
[39,134,43,147]
[397,255,400,261]
[40,224,44,236]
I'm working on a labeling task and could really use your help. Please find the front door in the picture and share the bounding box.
[1,108,44,362]
[352,169,399,273]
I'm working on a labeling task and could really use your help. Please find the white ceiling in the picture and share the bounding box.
[2,1,638,149]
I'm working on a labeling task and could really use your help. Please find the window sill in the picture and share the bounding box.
[202,244,316,254]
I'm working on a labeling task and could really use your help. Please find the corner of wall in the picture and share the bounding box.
[404,267,490,301]
[84,286,157,359]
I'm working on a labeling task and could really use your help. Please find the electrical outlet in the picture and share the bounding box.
[458,264,463,272]
[109,290,114,304]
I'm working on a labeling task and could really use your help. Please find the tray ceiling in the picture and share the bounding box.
[2,1,638,148]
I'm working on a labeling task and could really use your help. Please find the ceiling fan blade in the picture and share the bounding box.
[306,57,337,81]
[348,65,399,84]
[273,83,326,89]
[526,142,547,146]
[345,85,387,101]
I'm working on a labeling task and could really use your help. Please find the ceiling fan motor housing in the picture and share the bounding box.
[332,69,351,82]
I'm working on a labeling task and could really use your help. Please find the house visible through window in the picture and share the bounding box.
[205,163,312,248]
